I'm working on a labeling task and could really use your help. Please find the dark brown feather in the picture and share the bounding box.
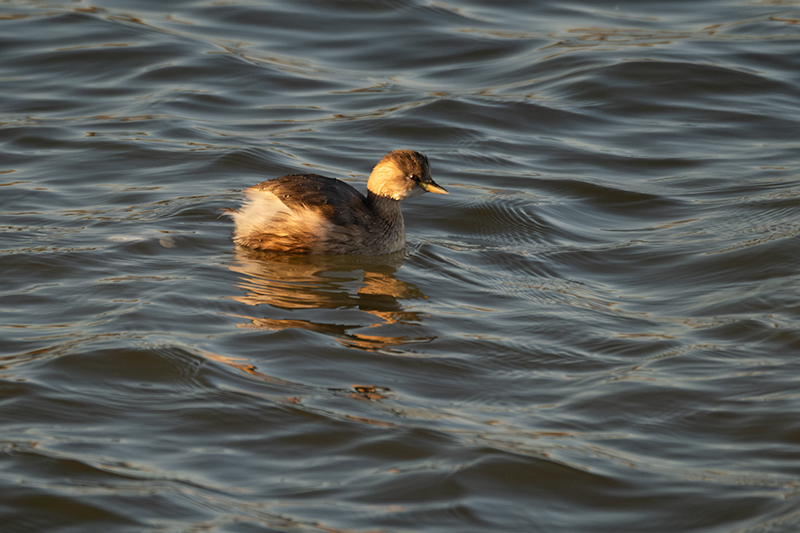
[249,174,374,227]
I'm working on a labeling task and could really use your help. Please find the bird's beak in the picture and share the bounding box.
[419,180,448,195]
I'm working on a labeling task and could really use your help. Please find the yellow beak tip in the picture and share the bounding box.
[421,182,448,195]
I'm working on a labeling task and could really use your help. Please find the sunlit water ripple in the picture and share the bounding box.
[2,0,800,531]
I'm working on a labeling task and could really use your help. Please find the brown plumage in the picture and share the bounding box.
[229,150,448,255]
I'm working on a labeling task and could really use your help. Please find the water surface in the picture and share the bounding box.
[2,0,800,531]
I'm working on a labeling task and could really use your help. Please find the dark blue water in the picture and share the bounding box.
[3,0,800,531]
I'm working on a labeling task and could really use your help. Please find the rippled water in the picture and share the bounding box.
[3,0,800,531]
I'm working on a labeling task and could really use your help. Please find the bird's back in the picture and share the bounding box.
[254,174,371,227]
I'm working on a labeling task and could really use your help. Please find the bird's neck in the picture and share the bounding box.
[367,191,402,221]
[366,191,406,253]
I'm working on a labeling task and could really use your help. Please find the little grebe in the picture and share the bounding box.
[229,150,448,255]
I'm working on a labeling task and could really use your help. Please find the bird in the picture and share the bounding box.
[229,150,448,255]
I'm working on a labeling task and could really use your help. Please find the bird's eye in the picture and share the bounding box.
[409,174,419,181]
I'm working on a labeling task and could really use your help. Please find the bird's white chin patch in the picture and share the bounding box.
[392,186,426,201]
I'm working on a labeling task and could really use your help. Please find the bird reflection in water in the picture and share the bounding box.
[227,246,436,352]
